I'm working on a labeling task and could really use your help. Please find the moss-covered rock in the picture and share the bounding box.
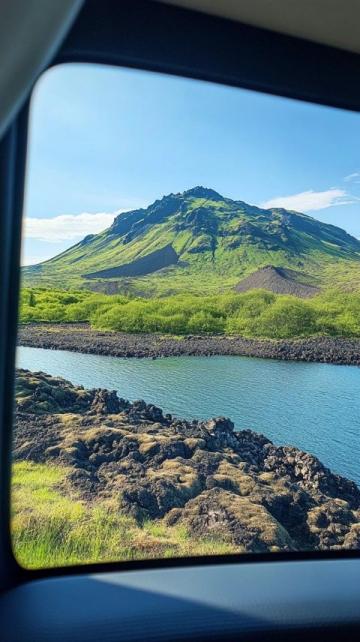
[13,369,360,553]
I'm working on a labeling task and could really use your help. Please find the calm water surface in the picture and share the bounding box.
[17,347,360,485]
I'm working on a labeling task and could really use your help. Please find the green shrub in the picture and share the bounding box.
[188,311,225,334]
[253,297,317,338]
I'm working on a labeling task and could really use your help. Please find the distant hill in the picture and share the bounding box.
[235,266,320,298]
[22,186,360,295]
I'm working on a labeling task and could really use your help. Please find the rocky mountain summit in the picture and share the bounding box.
[15,369,360,554]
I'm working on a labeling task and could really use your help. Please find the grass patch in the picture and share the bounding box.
[11,461,235,569]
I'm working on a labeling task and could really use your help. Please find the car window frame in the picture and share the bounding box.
[2,0,360,589]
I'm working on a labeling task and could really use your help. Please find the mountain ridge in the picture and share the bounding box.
[22,186,360,295]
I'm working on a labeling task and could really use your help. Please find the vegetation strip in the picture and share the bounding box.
[19,288,360,339]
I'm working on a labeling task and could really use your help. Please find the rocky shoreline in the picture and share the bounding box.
[14,369,360,553]
[18,323,360,365]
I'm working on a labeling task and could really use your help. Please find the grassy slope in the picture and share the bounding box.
[12,462,235,569]
[22,189,360,295]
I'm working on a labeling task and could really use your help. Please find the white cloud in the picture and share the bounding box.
[260,189,354,213]
[344,172,360,183]
[23,211,121,243]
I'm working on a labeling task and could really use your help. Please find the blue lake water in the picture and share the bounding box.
[17,346,360,485]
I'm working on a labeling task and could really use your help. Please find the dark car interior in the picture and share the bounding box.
[1,1,360,640]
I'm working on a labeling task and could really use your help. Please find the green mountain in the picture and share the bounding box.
[22,186,360,295]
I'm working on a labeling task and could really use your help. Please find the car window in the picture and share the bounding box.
[12,63,360,569]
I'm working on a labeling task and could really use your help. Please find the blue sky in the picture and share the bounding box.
[23,63,360,265]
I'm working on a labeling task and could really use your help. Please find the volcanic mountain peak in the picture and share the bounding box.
[109,186,223,229]
[22,187,360,294]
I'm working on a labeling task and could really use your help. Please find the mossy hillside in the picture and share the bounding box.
[22,187,360,294]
